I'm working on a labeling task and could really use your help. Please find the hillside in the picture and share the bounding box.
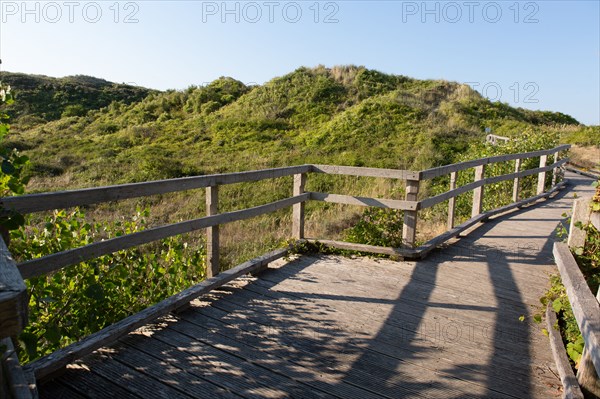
[2,65,585,192]
[1,71,155,129]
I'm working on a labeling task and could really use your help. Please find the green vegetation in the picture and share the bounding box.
[10,208,206,362]
[2,72,154,128]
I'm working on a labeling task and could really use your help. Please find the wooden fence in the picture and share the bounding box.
[0,143,569,396]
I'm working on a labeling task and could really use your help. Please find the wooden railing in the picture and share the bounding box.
[550,196,600,398]
[0,144,570,394]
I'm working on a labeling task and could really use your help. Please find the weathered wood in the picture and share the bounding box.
[552,152,559,187]
[0,237,27,339]
[1,338,33,399]
[418,158,568,210]
[305,239,417,258]
[205,185,219,278]
[447,171,457,229]
[553,242,600,380]
[568,197,592,248]
[512,158,522,202]
[416,181,566,259]
[402,179,420,248]
[420,144,570,180]
[546,304,584,399]
[472,165,485,217]
[292,173,306,240]
[577,288,600,399]
[309,192,417,211]
[537,154,548,195]
[25,246,289,380]
[18,194,309,279]
[310,164,420,180]
[0,165,312,215]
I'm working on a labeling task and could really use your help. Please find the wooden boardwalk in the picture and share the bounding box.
[36,173,596,398]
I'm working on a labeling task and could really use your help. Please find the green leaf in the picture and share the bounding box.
[541,328,549,337]
[518,315,525,322]
[533,314,542,324]
[552,299,562,313]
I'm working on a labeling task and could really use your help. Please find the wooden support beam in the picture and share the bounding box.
[292,173,306,239]
[206,185,219,278]
[402,179,420,247]
[552,151,559,187]
[0,237,28,340]
[447,171,457,230]
[472,165,485,218]
[537,154,548,195]
[512,158,521,203]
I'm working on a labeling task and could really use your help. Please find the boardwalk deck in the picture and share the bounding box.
[36,173,596,398]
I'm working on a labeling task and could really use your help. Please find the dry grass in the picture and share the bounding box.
[569,145,600,170]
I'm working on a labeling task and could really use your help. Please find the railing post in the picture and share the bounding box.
[447,171,457,230]
[512,158,521,203]
[537,154,548,195]
[206,185,219,278]
[402,179,420,247]
[552,151,559,187]
[292,173,306,239]
[472,165,485,217]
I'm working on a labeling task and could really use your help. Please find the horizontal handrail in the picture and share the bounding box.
[0,165,312,215]
[18,193,309,279]
[309,192,417,211]
[311,164,420,180]
[419,158,568,210]
[420,144,570,180]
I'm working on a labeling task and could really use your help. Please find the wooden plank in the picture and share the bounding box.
[108,343,242,399]
[25,246,290,380]
[292,173,306,240]
[305,239,417,258]
[206,185,219,278]
[1,338,33,399]
[537,154,548,195]
[18,194,309,279]
[448,171,457,229]
[177,312,429,399]
[0,165,312,215]
[402,179,420,248]
[140,328,334,399]
[472,165,485,218]
[309,192,417,211]
[76,351,194,399]
[310,164,420,180]
[48,366,142,399]
[420,144,570,180]
[0,237,28,339]
[512,158,521,203]
[553,242,600,377]
[546,304,584,399]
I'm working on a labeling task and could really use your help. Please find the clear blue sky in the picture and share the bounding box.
[1,1,598,124]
